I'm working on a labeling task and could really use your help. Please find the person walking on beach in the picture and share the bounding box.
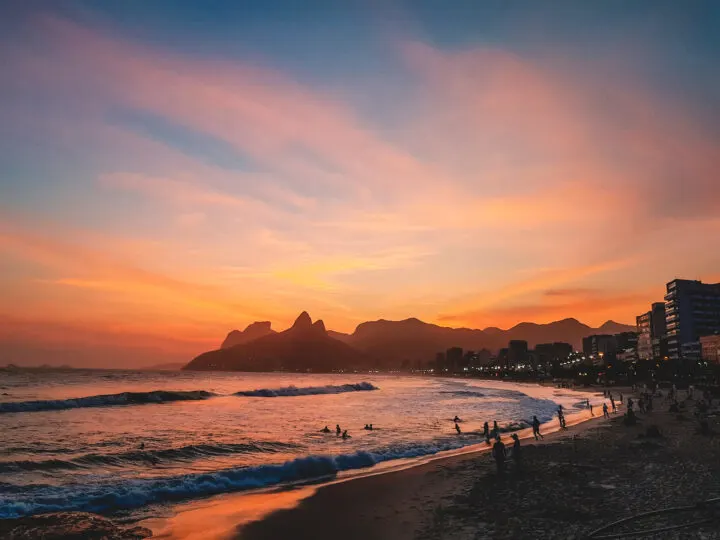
[557,405,566,428]
[532,415,544,440]
[492,437,507,473]
[610,397,616,413]
[511,434,521,468]
[603,403,609,418]
[493,420,499,436]
[483,421,489,438]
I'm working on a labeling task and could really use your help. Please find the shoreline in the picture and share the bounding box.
[143,398,605,540]
[235,390,720,540]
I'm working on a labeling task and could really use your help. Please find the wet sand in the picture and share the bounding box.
[146,404,602,540]
[237,393,720,540]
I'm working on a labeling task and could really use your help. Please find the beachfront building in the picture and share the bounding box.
[636,311,652,360]
[652,336,670,361]
[700,335,720,364]
[508,340,529,369]
[615,332,638,362]
[445,347,463,372]
[636,302,666,361]
[535,342,573,364]
[664,279,720,361]
[583,334,617,365]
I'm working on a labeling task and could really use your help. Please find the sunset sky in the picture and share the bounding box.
[1,1,719,366]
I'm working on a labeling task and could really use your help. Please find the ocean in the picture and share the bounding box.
[0,370,594,522]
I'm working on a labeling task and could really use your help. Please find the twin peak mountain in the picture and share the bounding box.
[183,312,633,372]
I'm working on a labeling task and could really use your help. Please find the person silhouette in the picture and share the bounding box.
[492,438,507,473]
[511,434,521,467]
[455,422,462,434]
[532,415,543,440]
[336,424,341,436]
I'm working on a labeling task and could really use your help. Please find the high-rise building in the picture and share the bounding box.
[652,336,670,361]
[615,331,638,362]
[445,347,463,372]
[508,340,528,368]
[583,334,617,365]
[636,302,667,361]
[535,342,573,365]
[636,311,652,360]
[651,302,667,339]
[664,279,720,361]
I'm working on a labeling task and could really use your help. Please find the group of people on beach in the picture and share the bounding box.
[449,414,547,473]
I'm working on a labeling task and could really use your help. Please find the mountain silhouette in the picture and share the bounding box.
[184,313,369,372]
[186,315,634,371]
[597,320,635,334]
[221,321,275,349]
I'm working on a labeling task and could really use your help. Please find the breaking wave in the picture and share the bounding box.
[0,390,214,414]
[235,382,378,398]
[0,441,299,473]
[0,434,496,518]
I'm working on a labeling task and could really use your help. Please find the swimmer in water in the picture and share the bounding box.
[321,426,331,433]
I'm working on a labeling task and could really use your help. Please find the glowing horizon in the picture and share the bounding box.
[1,2,719,366]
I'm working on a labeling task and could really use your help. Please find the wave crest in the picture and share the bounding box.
[0,441,299,473]
[0,390,214,414]
[235,382,378,398]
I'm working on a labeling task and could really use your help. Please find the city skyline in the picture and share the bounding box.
[1,1,719,365]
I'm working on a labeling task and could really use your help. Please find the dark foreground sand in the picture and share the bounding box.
[239,396,720,540]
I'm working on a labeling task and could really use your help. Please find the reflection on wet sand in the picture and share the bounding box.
[142,486,316,540]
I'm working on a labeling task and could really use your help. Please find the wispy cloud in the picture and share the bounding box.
[1,12,718,362]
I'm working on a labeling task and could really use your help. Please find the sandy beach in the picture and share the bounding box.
[233,390,720,540]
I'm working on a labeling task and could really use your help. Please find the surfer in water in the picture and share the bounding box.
[453,415,461,423]
[455,422,462,434]
[321,426,331,433]
[342,430,350,439]
[336,424,341,436]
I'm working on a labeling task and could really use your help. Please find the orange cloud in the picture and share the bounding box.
[2,16,719,365]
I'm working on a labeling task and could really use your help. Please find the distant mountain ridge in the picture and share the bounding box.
[221,321,275,348]
[186,315,634,371]
[184,312,370,372]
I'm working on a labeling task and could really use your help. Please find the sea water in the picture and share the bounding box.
[0,370,592,520]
